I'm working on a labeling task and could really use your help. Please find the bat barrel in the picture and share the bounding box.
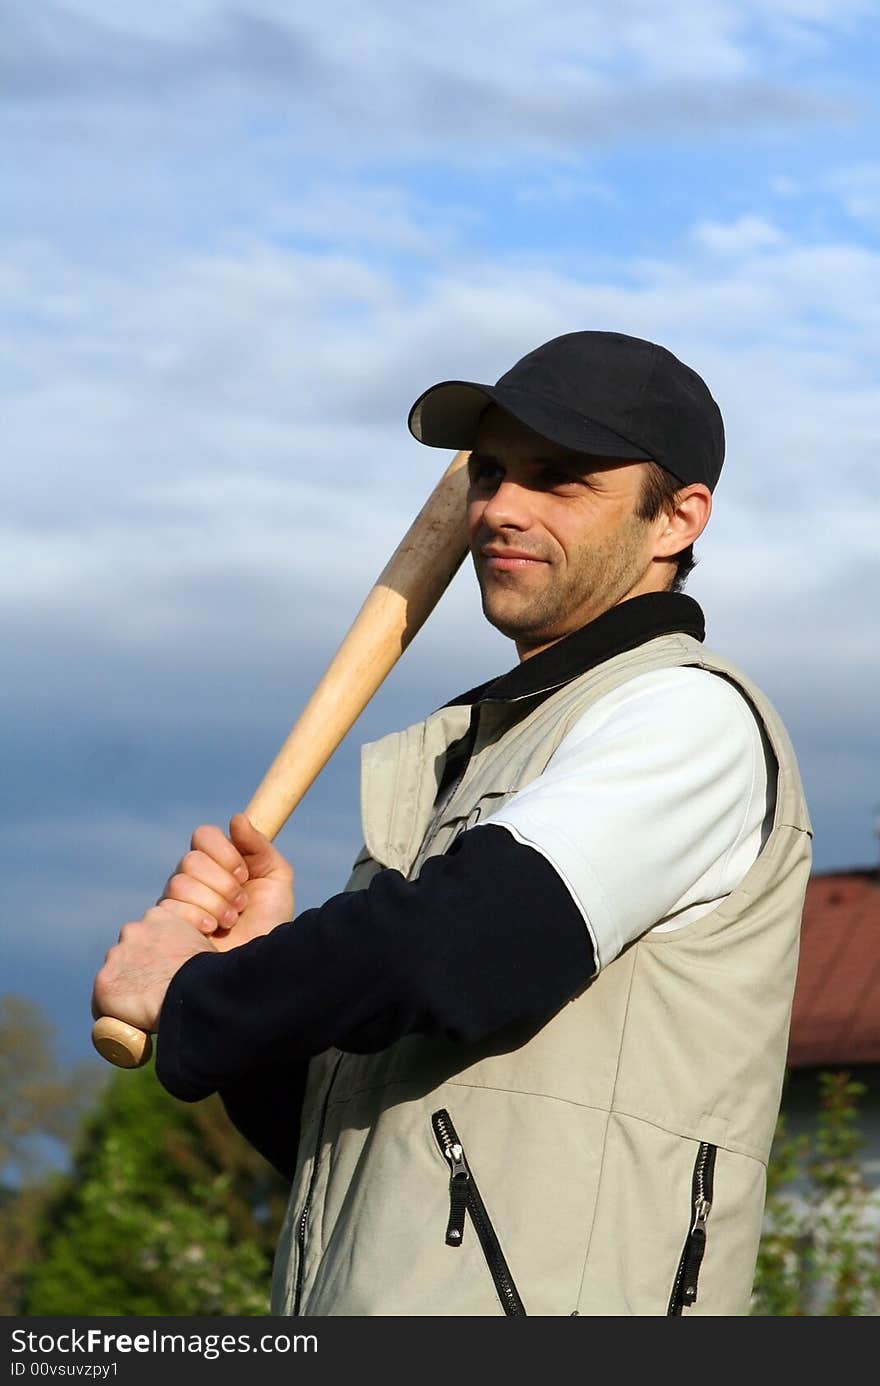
[246,452,471,840]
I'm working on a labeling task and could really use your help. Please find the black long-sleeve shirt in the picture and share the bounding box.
[157,825,594,1177]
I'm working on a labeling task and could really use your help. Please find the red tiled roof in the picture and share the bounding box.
[788,869,880,1068]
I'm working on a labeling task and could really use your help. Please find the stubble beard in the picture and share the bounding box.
[475,518,653,648]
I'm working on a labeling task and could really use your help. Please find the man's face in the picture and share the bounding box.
[467,405,668,659]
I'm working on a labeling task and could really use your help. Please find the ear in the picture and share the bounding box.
[652,484,712,558]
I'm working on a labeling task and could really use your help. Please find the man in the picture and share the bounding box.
[93,331,812,1316]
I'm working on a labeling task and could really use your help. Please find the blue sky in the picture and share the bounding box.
[3,0,879,1070]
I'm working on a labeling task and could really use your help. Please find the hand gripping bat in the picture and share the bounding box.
[91,450,471,1068]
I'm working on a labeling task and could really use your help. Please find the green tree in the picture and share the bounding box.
[808,1071,880,1315]
[24,1063,290,1315]
[751,1109,811,1316]
[0,995,99,1184]
[0,995,101,1313]
[752,1070,880,1315]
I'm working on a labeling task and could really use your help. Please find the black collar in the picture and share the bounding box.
[445,592,705,707]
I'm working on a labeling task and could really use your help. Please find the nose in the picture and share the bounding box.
[477,476,534,532]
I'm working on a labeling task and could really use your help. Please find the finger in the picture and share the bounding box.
[157,897,224,934]
[229,813,293,881]
[163,875,246,929]
[190,824,249,883]
[143,902,223,939]
[171,849,248,906]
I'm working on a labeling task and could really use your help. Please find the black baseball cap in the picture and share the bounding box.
[408,331,725,491]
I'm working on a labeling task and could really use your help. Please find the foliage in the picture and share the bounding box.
[22,1064,290,1316]
[0,993,103,1313]
[752,1070,880,1316]
[0,994,99,1186]
[0,1183,56,1315]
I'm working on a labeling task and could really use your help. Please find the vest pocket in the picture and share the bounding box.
[431,1108,527,1317]
[667,1141,717,1315]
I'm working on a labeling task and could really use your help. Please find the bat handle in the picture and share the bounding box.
[91,1016,153,1068]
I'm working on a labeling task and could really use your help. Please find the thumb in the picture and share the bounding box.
[228,813,292,881]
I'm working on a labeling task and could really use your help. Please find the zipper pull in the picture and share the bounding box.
[444,1142,469,1246]
[681,1197,711,1305]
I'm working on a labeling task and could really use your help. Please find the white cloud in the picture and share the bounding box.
[829,163,880,229]
[266,184,475,258]
[514,171,618,209]
[770,175,802,198]
[691,215,787,255]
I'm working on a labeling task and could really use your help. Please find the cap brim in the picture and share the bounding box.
[408,382,496,449]
[408,380,652,461]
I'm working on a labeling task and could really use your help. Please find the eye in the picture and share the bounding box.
[536,463,583,492]
[467,456,504,492]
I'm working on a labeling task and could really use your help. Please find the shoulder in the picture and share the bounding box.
[558,664,764,758]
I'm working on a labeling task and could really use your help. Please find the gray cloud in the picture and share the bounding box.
[0,6,318,102]
[4,0,878,1073]
[0,0,856,156]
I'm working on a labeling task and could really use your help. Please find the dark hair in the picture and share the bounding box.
[635,462,697,593]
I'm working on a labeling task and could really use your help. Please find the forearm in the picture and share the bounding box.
[156,824,595,1101]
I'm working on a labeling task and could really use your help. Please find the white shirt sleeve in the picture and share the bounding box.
[486,666,777,974]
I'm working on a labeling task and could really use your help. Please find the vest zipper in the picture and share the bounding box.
[431,1108,527,1317]
[292,1052,344,1316]
[667,1142,717,1315]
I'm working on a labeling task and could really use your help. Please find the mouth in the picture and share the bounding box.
[481,546,549,572]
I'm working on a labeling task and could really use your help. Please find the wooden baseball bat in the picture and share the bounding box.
[92,450,472,1069]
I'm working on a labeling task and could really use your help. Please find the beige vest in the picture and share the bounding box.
[271,634,812,1316]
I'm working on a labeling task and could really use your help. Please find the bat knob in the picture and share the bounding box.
[92,1017,153,1068]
